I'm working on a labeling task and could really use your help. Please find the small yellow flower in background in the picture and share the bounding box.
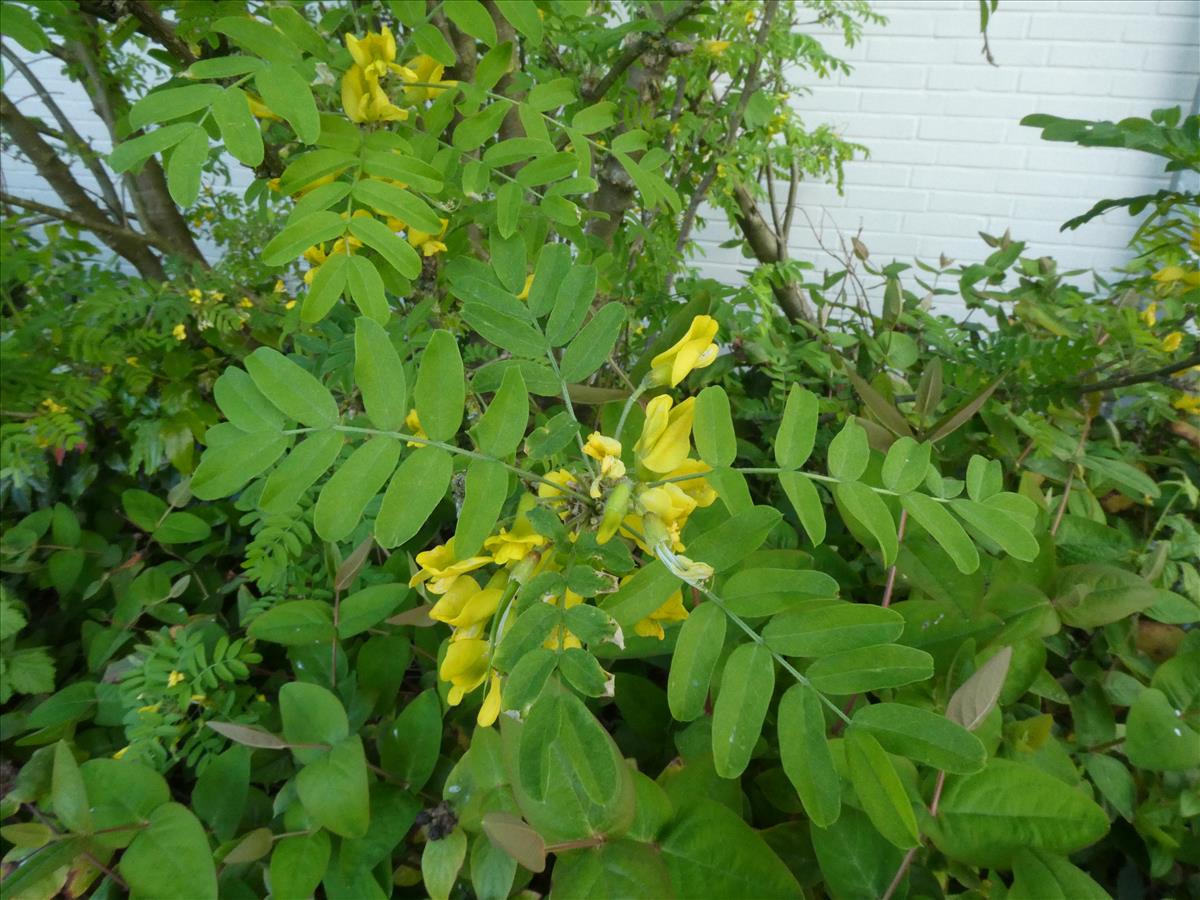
[239,297,254,309]
[273,280,286,293]
[1160,331,1184,353]
[439,638,491,706]
[650,315,719,387]
[484,515,548,566]
[409,539,492,594]
[1152,265,1185,283]
[544,590,585,650]
[190,694,208,706]
[41,398,67,415]
[208,290,225,302]
[516,274,535,301]
[408,218,449,256]
[112,746,130,760]
[583,432,626,497]
[284,299,297,310]
[172,324,187,341]
[167,670,186,687]
[402,54,456,104]
[246,93,281,121]
[125,356,139,367]
[188,288,203,303]
[1173,393,1200,415]
[137,703,160,714]
[744,8,757,25]
[633,589,690,640]
[635,395,696,474]
[702,39,732,57]
[404,408,428,447]
[1140,302,1158,327]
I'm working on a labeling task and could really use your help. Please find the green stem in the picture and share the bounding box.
[614,379,648,444]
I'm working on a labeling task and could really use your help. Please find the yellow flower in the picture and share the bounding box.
[239,296,254,309]
[273,280,286,293]
[544,590,584,650]
[439,638,491,705]
[583,432,626,497]
[188,288,203,303]
[409,539,492,594]
[429,579,503,629]
[402,54,456,103]
[649,315,719,387]
[112,746,130,760]
[538,468,578,502]
[663,458,718,508]
[208,290,225,302]
[1173,393,1200,414]
[1140,302,1158,327]
[484,516,547,566]
[1152,265,1185,283]
[125,356,139,367]
[702,39,732,57]
[167,670,185,687]
[408,218,449,256]
[41,398,67,415]
[625,483,698,552]
[284,299,297,310]
[478,672,502,727]
[342,64,409,123]
[246,93,281,121]
[633,589,689,640]
[172,324,187,341]
[635,395,696,474]
[404,408,427,447]
[1160,331,1184,353]
[516,274,534,301]
[137,703,160,714]
[344,25,411,80]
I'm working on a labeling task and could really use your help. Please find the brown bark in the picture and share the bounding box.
[0,95,165,279]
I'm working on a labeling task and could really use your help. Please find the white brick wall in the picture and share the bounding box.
[2,0,1198,316]
[689,0,1200,315]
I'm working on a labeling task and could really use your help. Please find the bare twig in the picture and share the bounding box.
[582,0,702,103]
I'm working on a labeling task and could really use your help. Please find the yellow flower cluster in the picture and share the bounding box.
[341,26,455,124]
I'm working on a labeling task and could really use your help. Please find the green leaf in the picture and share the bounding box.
[711,643,774,779]
[778,684,841,827]
[120,803,217,900]
[338,584,408,638]
[524,410,580,459]
[263,209,347,266]
[153,512,211,544]
[247,599,334,645]
[693,386,736,468]
[545,264,597,346]
[951,498,1040,561]
[1,3,48,52]
[213,367,285,432]
[503,648,559,716]
[109,123,195,174]
[413,22,457,65]
[526,243,570,317]
[211,86,264,167]
[462,301,548,357]
[380,690,442,790]
[516,152,578,187]
[474,366,528,457]
[51,741,91,833]
[376,446,453,548]
[423,828,468,900]
[560,303,625,383]
[778,471,826,546]
[667,601,726,722]
[278,148,358,194]
[454,101,510,150]
[301,252,351,323]
[355,317,408,432]
[165,124,208,206]
[659,800,801,899]
[763,602,904,657]
[722,568,839,617]
[827,418,870,482]
[494,0,543,42]
[349,215,422,279]
[346,254,389,324]
[260,430,344,514]
[1124,687,1200,771]
[551,840,671,899]
[255,63,319,143]
[900,493,980,575]
[79,759,168,850]
[191,430,288,500]
[806,644,934,694]
[281,681,348,752]
[25,681,97,730]
[495,180,522,238]
[881,437,931,494]
[1080,455,1160,501]
[946,645,1012,730]
[454,459,509,558]
[213,16,301,63]
[415,330,465,441]
[445,0,496,44]
[571,101,616,134]
[835,481,899,566]
[1010,848,1110,900]
[928,758,1109,867]
[361,150,445,193]
[314,436,402,542]
[683,505,782,575]
[811,807,905,899]
[845,726,920,849]
[353,179,444,234]
[853,703,986,774]
[129,84,222,128]
[297,736,371,838]
[270,831,331,900]
[192,746,249,842]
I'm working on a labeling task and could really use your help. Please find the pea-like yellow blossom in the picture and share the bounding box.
[172,324,187,341]
[1160,331,1184,353]
[633,589,690,640]
[650,315,719,387]
[409,539,492,594]
[635,395,696,474]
